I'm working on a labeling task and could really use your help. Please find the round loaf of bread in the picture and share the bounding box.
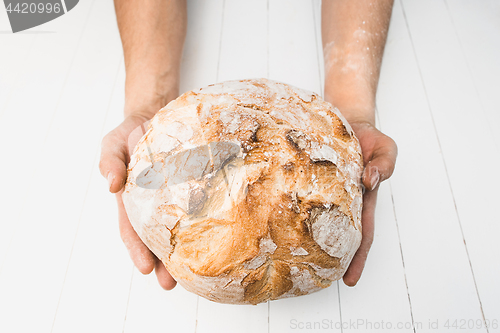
[122,78,363,304]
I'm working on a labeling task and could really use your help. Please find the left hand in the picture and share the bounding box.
[343,120,398,286]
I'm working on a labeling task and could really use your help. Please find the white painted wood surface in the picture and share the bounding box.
[0,1,499,332]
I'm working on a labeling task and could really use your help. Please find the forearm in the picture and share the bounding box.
[114,0,187,118]
[322,0,393,125]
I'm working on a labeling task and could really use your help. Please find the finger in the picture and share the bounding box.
[362,137,397,191]
[116,192,156,274]
[155,260,177,290]
[99,130,129,193]
[343,189,377,286]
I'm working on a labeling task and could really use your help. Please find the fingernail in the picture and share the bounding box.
[107,173,115,191]
[369,168,380,190]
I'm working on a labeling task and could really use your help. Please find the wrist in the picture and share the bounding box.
[324,93,375,127]
[124,92,176,120]
[342,113,376,128]
[124,70,180,119]
[324,75,377,125]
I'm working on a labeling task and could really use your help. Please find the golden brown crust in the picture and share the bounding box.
[122,78,363,304]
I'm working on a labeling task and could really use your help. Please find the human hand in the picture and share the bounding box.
[99,114,177,290]
[343,120,397,286]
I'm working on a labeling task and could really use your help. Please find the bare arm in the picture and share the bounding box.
[323,0,393,124]
[100,0,187,290]
[322,0,397,286]
[115,0,187,119]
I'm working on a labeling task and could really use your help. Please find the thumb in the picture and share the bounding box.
[99,117,151,193]
[362,140,397,191]
[99,130,129,193]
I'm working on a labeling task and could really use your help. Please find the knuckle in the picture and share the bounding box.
[98,159,107,176]
[101,130,120,147]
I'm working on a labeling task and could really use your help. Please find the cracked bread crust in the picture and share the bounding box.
[122,78,363,304]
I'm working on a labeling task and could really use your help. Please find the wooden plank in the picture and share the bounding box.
[0,34,37,118]
[270,287,342,333]
[197,299,268,333]
[446,0,500,324]
[0,1,95,271]
[444,0,500,152]
[50,63,130,332]
[217,0,269,82]
[0,1,97,260]
[442,1,500,325]
[180,0,225,94]
[0,1,128,332]
[374,0,487,330]
[268,0,320,94]
[401,0,500,329]
[123,271,198,333]
[338,183,414,333]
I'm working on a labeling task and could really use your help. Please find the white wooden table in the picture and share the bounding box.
[0,1,499,332]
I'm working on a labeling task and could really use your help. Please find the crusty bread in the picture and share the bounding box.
[122,78,363,304]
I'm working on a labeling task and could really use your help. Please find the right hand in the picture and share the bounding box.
[99,113,177,290]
